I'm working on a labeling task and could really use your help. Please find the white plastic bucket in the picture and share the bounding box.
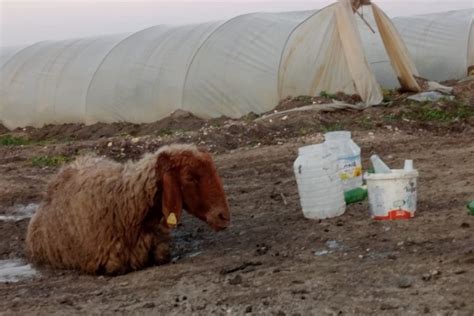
[364,169,419,220]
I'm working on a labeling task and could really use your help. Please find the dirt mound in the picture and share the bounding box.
[136,109,210,135]
[453,77,474,105]
[0,124,9,135]
[275,93,362,112]
[17,110,208,141]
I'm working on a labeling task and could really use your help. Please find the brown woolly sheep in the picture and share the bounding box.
[26,144,230,275]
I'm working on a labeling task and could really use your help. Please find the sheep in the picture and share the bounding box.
[26,144,230,275]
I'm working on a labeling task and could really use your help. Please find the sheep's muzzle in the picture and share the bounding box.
[205,208,230,231]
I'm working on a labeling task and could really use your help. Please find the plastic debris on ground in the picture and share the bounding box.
[407,91,454,102]
[426,81,454,94]
[314,240,343,256]
[370,154,391,173]
[344,186,368,205]
[314,250,330,256]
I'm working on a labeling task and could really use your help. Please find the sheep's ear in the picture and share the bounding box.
[157,151,171,171]
[162,172,182,229]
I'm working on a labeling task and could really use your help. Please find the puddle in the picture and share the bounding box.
[314,240,344,256]
[0,203,38,222]
[171,228,204,261]
[0,260,38,283]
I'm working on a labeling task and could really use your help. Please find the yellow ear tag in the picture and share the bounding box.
[166,213,177,227]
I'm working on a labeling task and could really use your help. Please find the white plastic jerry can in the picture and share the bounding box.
[293,143,346,219]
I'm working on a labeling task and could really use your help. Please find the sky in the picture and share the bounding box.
[1,0,472,47]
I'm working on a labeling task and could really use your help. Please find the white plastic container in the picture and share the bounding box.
[293,143,346,219]
[324,131,362,192]
[370,154,391,174]
[404,160,414,171]
[364,169,419,220]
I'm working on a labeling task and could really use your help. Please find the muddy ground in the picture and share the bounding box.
[0,85,473,315]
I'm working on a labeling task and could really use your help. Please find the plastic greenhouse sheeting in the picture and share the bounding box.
[0,45,28,69]
[360,9,474,89]
[0,0,419,129]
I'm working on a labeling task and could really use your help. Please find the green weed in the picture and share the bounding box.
[299,126,314,136]
[158,128,174,136]
[319,91,337,99]
[295,95,314,103]
[360,117,374,129]
[321,122,343,132]
[31,155,72,167]
[382,88,395,102]
[404,101,474,122]
[454,103,474,119]
[0,135,30,146]
[383,114,400,122]
[0,135,55,146]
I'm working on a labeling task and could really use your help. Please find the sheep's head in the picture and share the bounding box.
[157,145,230,231]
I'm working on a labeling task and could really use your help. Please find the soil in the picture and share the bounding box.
[0,83,473,315]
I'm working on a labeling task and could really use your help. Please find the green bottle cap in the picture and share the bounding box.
[468,201,474,215]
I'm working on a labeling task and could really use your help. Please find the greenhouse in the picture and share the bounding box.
[360,8,474,88]
[0,0,422,129]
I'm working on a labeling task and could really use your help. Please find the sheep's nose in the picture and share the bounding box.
[207,209,230,231]
[218,212,229,221]
[213,211,230,231]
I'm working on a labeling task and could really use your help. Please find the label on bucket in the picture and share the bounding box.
[373,210,413,220]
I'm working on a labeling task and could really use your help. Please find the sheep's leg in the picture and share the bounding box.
[152,239,171,265]
[150,222,172,265]
[125,220,171,269]
[101,255,129,275]
[103,230,158,274]
[127,232,155,272]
